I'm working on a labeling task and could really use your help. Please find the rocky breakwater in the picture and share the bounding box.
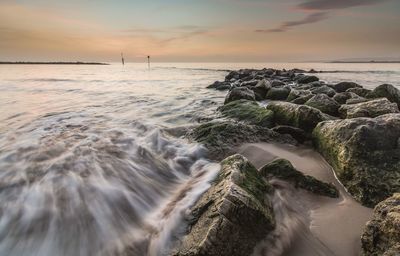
[174,68,400,255]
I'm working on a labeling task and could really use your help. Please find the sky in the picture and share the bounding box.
[0,0,399,62]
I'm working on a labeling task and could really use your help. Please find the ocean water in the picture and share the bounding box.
[0,62,399,256]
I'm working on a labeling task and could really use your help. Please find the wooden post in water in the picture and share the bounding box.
[121,53,125,66]
[147,56,150,69]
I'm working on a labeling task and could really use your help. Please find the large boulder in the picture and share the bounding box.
[368,84,400,108]
[346,87,372,98]
[331,81,362,93]
[224,87,255,104]
[173,154,275,256]
[333,92,361,104]
[207,81,230,90]
[260,158,338,198]
[311,85,336,97]
[361,193,400,256]
[296,75,319,84]
[265,86,291,100]
[305,94,340,116]
[267,102,335,132]
[189,121,295,160]
[339,98,399,119]
[250,79,271,100]
[286,89,313,102]
[218,100,274,127]
[271,125,308,143]
[313,114,400,207]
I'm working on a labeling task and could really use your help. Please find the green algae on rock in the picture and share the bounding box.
[312,114,400,207]
[266,101,336,133]
[361,193,400,256]
[260,158,339,198]
[305,93,340,116]
[188,121,295,160]
[172,154,275,256]
[218,99,274,127]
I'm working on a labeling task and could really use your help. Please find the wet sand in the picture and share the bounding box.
[237,143,372,256]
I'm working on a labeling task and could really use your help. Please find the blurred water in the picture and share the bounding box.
[0,62,399,256]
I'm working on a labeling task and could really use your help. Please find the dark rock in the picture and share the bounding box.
[346,87,372,97]
[331,81,362,93]
[291,94,314,105]
[305,94,340,116]
[333,92,360,104]
[271,125,308,143]
[189,121,295,160]
[296,75,319,84]
[207,81,230,90]
[260,158,339,198]
[218,100,274,127]
[361,193,400,256]
[345,96,368,104]
[224,87,255,104]
[368,84,400,108]
[241,80,258,87]
[271,80,286,87]
[172,154,275,256]
[312,114,400,207]
[265,86,291,101]
[266,101,335,132]
[251,79,271,100]
[225,71,239,81]
[286,89,313,102]
[339,98,399,118]
[311,85,336,97]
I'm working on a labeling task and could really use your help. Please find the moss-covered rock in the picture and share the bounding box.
[250,79,271,100]
[305,94,340,116]
[361,193,400,256]
[260,158,338,198]
[311,85,336,97]
[296,75,319,84]
[188,121,295,160]
[224,87,255,104]
[218,100,274,127]
[266,101,335,133]
[332,92,362,104]
[172,154,275,256]
[265,86,291,100]
[346,87,372,97]
[368,84,400,108]
[339,98,399,118]
[312,114,400,207]
[286,89,313,102]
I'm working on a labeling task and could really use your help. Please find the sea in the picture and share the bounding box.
[0,62,399,256]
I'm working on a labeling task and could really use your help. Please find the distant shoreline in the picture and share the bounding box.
[0,61,109,65]
[329,61,400,64]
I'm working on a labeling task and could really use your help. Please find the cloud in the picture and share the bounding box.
[257,0,388,33]
[256,12,328,33]
[297,0,386,11]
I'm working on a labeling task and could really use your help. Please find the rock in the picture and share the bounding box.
[311,85,336,97]
[266,101,335,132]
[346,87,372,97]
[260,158,338,198]
[173,154,275,256]
[225,70,240,81]
[286,89,313,102]
[361,193,400,256]
[271,125,308,143]
[251,79,271,100]
[345,96,368,104]
[271,80,286,87]
[339,98,399,118]
[218,100,274,127]
[312,114,400,207]
[224,87,255,104]
[368,84,400,108]
[333,92,360,104]
[265,86,291,100]
[241,80,258,87]
[296,75,319,84]
[331,81,362,93]
[291,94,314,105]
[305,94,340,116]
[207,81,230,90]
[189,121,295,160]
